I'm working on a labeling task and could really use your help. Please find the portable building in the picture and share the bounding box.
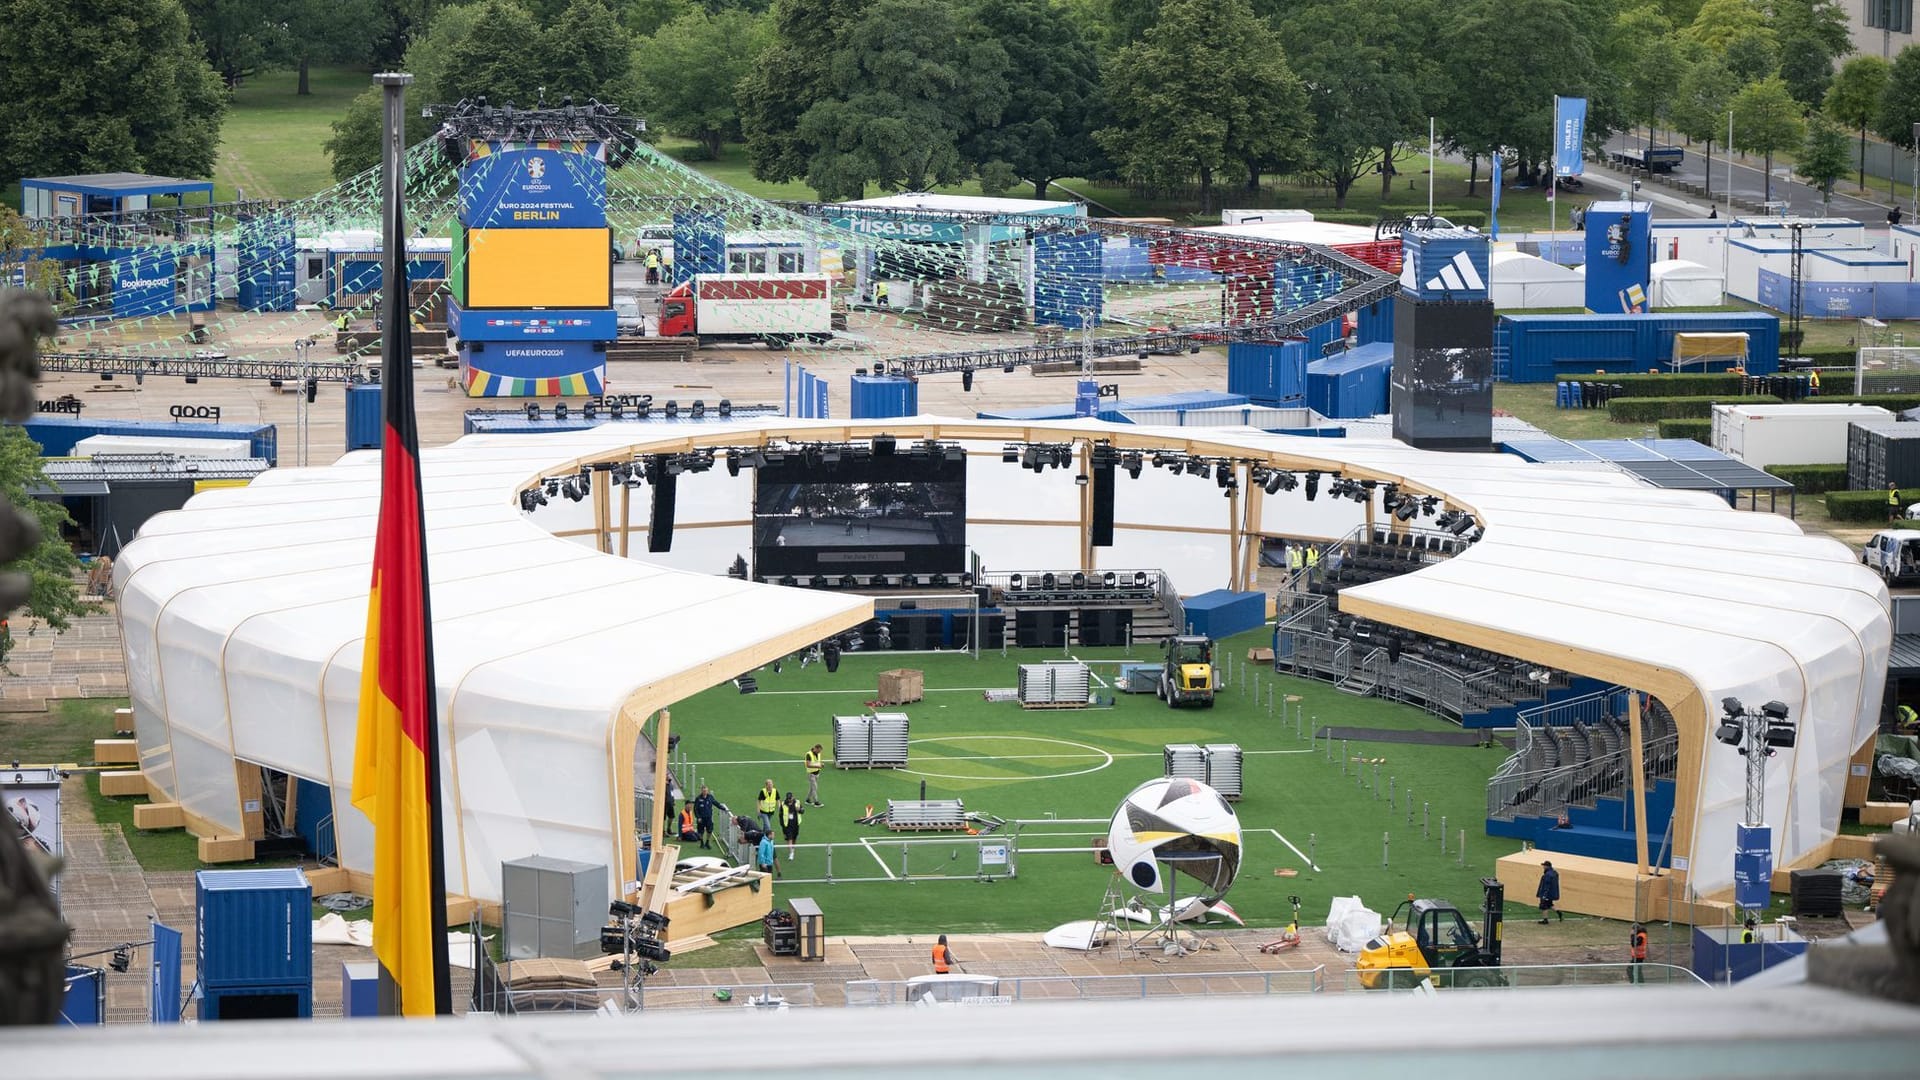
[1710,403,1896,468]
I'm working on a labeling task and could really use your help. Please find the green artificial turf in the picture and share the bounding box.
[667,629,1519,936]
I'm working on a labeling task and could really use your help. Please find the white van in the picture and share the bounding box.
[1862,530,1920,583]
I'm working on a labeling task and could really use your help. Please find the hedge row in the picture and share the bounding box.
[1313,207,1488,228]
[1655,418,1711,444]
[1828,489,1917,522]
[1765,463,1848,494]
[1605,394,1780,422]
[1560,372,1747,397]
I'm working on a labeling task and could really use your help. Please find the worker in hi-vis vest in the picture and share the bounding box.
[932,934,959,974]
[756,778,779,834]
[804,744,824,806]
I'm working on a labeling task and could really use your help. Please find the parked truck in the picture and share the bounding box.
[656,274,833,347]
[1613,146,1684,173]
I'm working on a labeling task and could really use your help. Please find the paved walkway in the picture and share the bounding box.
[0,601,128,709]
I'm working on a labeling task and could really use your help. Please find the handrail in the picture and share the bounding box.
[846,965,1326,1006]
[1344,961,1709,992]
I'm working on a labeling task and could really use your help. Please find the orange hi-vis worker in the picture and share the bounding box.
[932,934,957,974]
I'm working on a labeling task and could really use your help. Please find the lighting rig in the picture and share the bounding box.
[602,901,671,1008]
[1715,697,1796,912]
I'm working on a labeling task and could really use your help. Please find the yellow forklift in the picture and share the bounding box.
[1157,635,1215,708]
[1354,878,1507,989]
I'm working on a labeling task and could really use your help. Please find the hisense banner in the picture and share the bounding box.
[1554,97,1588,177]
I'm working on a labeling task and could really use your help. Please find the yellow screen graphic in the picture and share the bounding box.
[464,227,611,308]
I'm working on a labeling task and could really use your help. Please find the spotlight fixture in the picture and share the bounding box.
[1305,471,1319,501]
[1122,452,1144,479]
[1263,470,1285,495]
[1190,460,1211,480]
[1394,499,1419,521]
[554,402,569,421]
[1004,445,1021,464]
[109,946,132,974]
[872,435,896,456]
[1447,513,1476,536]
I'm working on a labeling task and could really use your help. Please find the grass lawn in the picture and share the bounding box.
[666,629,1520,937]
[215,67,371,201]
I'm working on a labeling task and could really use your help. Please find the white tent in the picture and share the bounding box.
[114,417,1887,906]
[1489,250,1586,309]
[1651,258,1726,308]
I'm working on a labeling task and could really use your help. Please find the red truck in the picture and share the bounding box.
[657,274,833,347]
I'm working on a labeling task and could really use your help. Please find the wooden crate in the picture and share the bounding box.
[877,668,924,706]
[93,738,138,764]
[197,835,255,863]
[661,868,773,945]
[112,707,135,735]
[1861,801,1912,826]
[1246,647,1274,663]
[99,770,146,797]
[133,802,184,830]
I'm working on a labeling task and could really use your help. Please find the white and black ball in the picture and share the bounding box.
[1106,777,1241,899]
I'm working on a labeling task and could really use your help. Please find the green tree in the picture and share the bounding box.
[282,0,385,95]
[1777,31,1835,107]
[325,2,488,180]
[1284,1,1425,208]
[1096,0,1308,209]
[1439,0,1602,180]
[737,0,871,185]
[0,0,227,183]
[963,0,1108,201]
[1722,27,1779,82]
[1826,55,1890,191]
[794,0,1010,199]
[1671,53,1739,195]
[0,425,92,633]
[617,0,696,35]
[633,7,771,158]
[1798,113,1850,207]
[1876,45,1920,164]
[183,0,279,87]
[1682,0,1771,50]
[1730,76,1804,201]
[541,0,637,105]
[1770,0,1851,59]
[439,1,546,105]
[1613,6,1686,151]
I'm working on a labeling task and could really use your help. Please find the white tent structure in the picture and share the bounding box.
[1651,259,1726,308]
[115,417,1887,912]
[1489,250,1586,309]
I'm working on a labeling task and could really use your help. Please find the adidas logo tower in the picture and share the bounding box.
[1391,227,1495,451]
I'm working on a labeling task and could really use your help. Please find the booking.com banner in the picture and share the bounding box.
[1554,97,1588,177]
[1756,269,1920,319]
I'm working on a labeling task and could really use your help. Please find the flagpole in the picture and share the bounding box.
[373,69,454,1017]
[1427,117,1435,220]
[1550,98,1558,264]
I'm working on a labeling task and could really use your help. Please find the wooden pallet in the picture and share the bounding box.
[835,762,905,770]
[1019,700,1090,710]
[606,337,695,362]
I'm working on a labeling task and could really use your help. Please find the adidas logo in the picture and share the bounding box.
[1423,251,1485,293]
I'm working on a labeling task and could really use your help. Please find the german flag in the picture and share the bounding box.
[350,173,452,1016]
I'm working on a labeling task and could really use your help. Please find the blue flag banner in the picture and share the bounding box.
[1733,823,1772,911]
[151,922,183,1023]
[1554,97,1588,176]
[1490,153,1504,239]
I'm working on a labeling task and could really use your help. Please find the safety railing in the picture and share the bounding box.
[1342,962,1707,993]
[846,966,1325,1007]
[744,835,1019,885]
[1486,729,1679,823]
[631,982,819,1011]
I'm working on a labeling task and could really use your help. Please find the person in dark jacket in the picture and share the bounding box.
[692,786,718,850]
[1537,860,1562,923]
[780,792,804,859]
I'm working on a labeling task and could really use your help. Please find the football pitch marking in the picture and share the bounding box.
[902,735,1115,781]
[692,747,1318,769]
[1016,826,1320,872]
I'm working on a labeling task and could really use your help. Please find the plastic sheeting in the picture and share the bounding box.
[1324,896,1383,952]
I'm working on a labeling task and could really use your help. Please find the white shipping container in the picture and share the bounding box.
[693,274,832,337]
[72,435,253,458]
[1710,403,1895,468]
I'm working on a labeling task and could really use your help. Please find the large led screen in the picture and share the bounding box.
[463,226,612,308]
[754,451,966,577]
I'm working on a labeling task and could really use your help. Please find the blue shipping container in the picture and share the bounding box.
[200,982,313,1021]
[1307,343,1393,418]
[19,416,278,465]
[1497,312,1781,384]
[1356,294,1395,344]
[1096,389,1247,423]
[1227,340,1308,404]
[344,383,383,450]
[1181,589,1267,640]
[196,868,313,990]
[1402,229,1490,302]
[849,375,919,419]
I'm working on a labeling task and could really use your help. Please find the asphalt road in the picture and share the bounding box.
[1604,134,1898,225]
